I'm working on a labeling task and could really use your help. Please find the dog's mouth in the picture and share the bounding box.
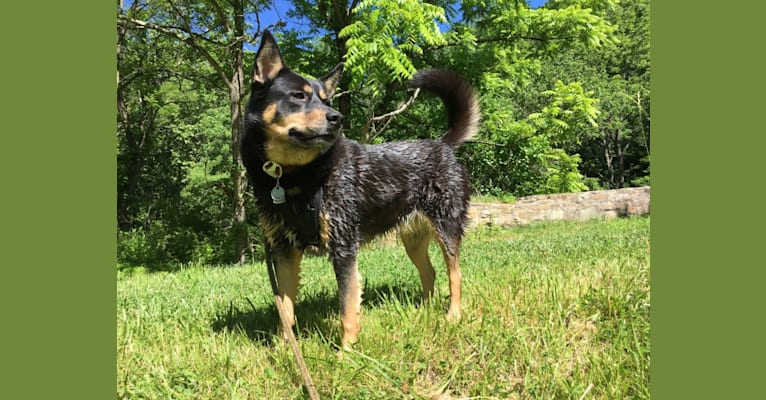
[288,128,340,147]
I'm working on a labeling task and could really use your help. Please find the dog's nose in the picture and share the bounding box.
[326,110,343,125]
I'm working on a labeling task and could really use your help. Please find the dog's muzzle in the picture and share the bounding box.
[288,110,343,147]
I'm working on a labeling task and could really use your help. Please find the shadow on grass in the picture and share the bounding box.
[210,282,422,346]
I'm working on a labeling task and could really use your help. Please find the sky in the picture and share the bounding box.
[254,0,550,35]
[123,0,548,51]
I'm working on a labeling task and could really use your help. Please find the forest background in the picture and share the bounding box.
[116,0,649,267]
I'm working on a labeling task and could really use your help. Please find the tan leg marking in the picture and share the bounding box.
[274,247,303,339]
[436,239,462,321]
[401,227,436,301]
[340,262,363,349]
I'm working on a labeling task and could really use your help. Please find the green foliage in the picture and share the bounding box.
[340,0,447,91]
[117,222,220,270]
[528,0,651,189]
[458,76,601,196]
[530,0,616,48]
[529,81,600,141]
[520,81,601,194]
[118,58,234,264]
[442,0,649,194]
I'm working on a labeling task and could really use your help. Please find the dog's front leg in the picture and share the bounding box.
[273,244,304,340]
[332,253,363,349]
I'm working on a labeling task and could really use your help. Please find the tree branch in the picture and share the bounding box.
[428,33,576,51]
[118,14,233,88]
[371,88,420,122]
[210,0,232,35]
[358,88,421,143]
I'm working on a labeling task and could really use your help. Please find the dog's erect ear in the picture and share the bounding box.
[320,63,344,98]
[252,31,286,84]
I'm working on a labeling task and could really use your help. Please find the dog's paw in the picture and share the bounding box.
[334,341,355,360]
[446,307,462,322]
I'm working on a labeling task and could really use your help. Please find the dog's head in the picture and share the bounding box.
[246,31,344,167]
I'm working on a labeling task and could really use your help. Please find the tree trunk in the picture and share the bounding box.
[602,131,615,189]
[616,132,626,188]
[230,1,249,265]
[229,82,248,265]
[119,0,252,264]
[230,106,248,264]
[117,10,150,230]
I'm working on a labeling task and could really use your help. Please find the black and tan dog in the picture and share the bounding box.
[241,31,479,348]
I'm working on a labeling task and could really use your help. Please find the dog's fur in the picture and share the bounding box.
[240,31,480,348]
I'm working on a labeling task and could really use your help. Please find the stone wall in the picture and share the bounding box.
[467,186,650,228]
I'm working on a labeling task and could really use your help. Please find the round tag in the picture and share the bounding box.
[271,185,286,204]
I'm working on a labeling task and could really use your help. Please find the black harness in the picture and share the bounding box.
[248,147,335,250]
[274,185,323,248]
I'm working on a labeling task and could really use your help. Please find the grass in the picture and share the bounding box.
[469,193,517,204]
[117,216,650,399]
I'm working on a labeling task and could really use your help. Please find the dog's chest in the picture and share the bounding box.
[257,185,324,248]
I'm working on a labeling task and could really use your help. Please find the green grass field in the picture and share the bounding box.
[117,216,649,399]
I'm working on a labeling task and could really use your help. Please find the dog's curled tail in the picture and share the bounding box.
[408,69,480,148]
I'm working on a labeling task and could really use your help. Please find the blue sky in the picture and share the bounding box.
[123,0,548,50]
[255,1,549,34]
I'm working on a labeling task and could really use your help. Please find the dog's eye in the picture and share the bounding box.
[291,91,307,101]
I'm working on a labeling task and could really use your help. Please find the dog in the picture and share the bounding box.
[240,31,479,348]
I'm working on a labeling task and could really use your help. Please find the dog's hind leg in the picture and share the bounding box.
[273,245,304,340]
[441,245,462,321]
[437,239,462,321]
[400,215,436,301]
[429,219,464,321]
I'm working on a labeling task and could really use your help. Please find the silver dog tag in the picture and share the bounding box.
[263,161,286,204]
[271,183,286,204]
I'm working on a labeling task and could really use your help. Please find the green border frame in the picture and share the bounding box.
[652,1,764,398]
[3,0,762,398]
[2,2,116,399]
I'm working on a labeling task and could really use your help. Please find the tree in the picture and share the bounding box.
[117,0,184,230]
[536,0,650,188]
[337,0,448,143]
[119,0,276,264]
[395,0,618,195]
[118,0,241,266]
